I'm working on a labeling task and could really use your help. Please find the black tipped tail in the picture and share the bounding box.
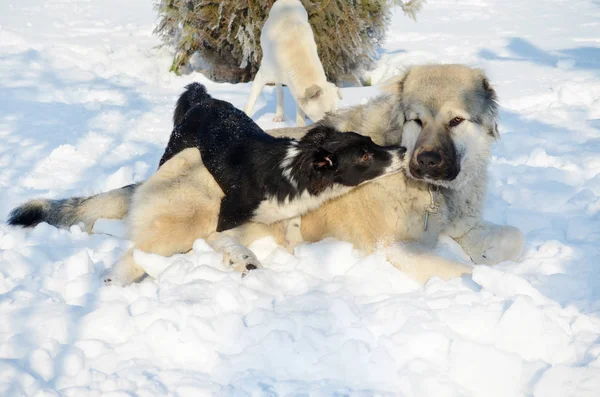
[173,82,210,126]
[7,184,137,232]
[8,199,50,227]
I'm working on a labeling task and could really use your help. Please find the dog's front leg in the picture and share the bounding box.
[451,221,525,265]
[244,69,267,117]
[206,231,262,274]
[295,105,306,126]
[384,242,473,284]
[273,83,285,122]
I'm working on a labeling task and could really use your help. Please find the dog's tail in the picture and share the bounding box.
[397,0,426,21]
[7,184,139,232]
[173,82,211,126]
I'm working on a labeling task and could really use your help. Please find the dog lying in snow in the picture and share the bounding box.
[8,64,525,285]
[10,83,405,283]
[243,0,341,126]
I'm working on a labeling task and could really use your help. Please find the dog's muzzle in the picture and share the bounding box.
[410,146,459,181]
[408,124,460,181]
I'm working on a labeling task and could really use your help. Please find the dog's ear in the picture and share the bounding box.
[313,148,335,170]
[482,77,500,139]
[327,82,343,100]
[490,121,499,139]
[378,67,411,96]
[301,125,336,146]
[476,69,500,139]
[305,84,323,100]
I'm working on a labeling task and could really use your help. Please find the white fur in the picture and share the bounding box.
[284,216,304,250]
[255,149,404,224]
[253,185,353,224]
[384,151,405,175]
[281,144,300,189]
[243,0,341,126]
[206,232,262,273]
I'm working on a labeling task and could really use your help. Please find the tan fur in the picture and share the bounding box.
[104,64,523,284]
[233,65,524,282]
[78,188,131,232]
[105,148,278,284]
[106,148,224,283]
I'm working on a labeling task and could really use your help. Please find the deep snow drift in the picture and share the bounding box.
[1,0,600,396]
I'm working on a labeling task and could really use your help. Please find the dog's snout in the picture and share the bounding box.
[417,150,442,172]
[409,145,459,181]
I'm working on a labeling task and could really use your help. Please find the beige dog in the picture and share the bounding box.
[243,0,341,126]
[9,64,525,285]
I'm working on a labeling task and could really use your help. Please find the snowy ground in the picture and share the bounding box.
[1,0,600,395]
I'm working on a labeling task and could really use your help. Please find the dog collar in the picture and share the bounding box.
[424,185,439,231]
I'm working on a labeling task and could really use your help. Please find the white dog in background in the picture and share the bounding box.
[243,0,342,126]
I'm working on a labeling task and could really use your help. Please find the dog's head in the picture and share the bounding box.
[381,64,499,189]
[301,125,405,187]
[298,82,343,122]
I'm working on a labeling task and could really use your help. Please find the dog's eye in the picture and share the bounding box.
[448,117,464,127]
[361,151,373,162]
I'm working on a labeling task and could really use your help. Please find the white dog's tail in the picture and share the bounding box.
[395,0,426,21]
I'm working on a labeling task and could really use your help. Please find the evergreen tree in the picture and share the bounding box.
[154,0,423,84]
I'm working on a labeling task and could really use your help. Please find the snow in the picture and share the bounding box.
[1,0,600,395]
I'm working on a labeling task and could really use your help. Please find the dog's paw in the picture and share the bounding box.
[222,246,263,275]
[284,218,303,252]
[102,250,146,286]
[438,261,473,281]
[272,115,285,122]
[476,225,525,265]
[102,270,127,287]
[458,224,525,265]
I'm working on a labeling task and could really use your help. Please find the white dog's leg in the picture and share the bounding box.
[453,222,525,265]
[244,69,267,117]
[206,231,262,274]
[295,104,306,126]
[103,249,146,286]
[273,83,285,122]
[385,243,473,284]
[284,216,303,252]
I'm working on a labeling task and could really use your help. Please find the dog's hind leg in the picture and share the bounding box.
[244,69,267,118]
[104,214,203,285]
[295,104,306,126]
[104,249,146,286]
[273,83,285,122]
[106,206,217,285]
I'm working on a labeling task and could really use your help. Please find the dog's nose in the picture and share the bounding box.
[417,151,442,172]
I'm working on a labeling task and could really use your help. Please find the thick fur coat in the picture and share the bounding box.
[9,64,525,285]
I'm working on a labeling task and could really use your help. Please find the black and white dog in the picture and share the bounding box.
[162,83,405,232]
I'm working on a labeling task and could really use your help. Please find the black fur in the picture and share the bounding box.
[162,83,405,232]
[7,184,138,228]
[8,201,48,227]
